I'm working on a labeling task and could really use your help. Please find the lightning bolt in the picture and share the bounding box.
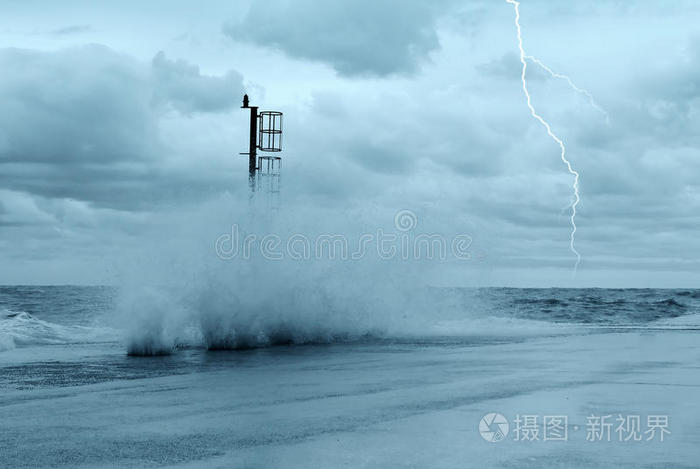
[525,55,609,124]
[506,0,581,273]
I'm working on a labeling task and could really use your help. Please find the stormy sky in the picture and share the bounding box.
[1,0,699,287]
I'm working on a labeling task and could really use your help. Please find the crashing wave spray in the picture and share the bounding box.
[506,0,581,273]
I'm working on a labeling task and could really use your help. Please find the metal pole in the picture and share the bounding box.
[242,94,258,191]
[249,106,258,180]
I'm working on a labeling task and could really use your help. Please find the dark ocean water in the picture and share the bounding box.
[0,285,115,326]
[472,287,700,325]
[1,285,698,390]
[2,285,699,329]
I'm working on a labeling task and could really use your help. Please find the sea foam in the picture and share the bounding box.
[0,308,118,350]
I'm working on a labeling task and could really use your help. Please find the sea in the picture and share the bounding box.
[1,286,699,467]
[1,285,698,389]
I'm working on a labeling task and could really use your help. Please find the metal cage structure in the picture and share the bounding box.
[257,155,281,179]
[240,95,285,200]
[256,156,281,207]
[258,111,283,152]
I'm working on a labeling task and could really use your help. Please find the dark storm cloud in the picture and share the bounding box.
[0,45,155,166]
[476,52,522,80]
[305,97,507,184]
[630,40,700,145]
[0,163,231,212]
[50,25,92,36]
[569,37,700,200]
[344,141,414,175]
[224,0,456,77]
[151,51,243,114]
[476,52,547,82]
[0,45,244,209]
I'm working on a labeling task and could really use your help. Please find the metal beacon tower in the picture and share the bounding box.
[240,94,283,204]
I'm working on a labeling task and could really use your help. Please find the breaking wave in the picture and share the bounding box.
[118,283,588,357]
[113,198,700,356]
[118,283,700,356]
[0,308,118,351]
[121,279,415,356]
